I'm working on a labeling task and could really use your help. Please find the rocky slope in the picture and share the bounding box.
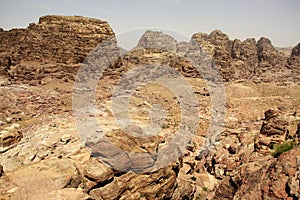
[0,15,300,200]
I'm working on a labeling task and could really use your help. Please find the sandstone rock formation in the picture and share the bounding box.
[192,30,296,82]
[291,43,300,57]
[137,30,177,52]
[0,15,115,83]
[288,43,300,71]
[0,15,299,200]
[108,29,298,83]
[1,21,299,84]
[205,108,300,199]
[211,147,300,199]
[254,109,288,155]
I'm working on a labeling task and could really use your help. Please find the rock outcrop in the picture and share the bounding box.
[254,109,289,155]
[192,30,295,82]
[288,43,300,72]
[291,43,300,57]
[137,30,177,52]
[0,15,115,83]
[257,37,283,64]
[110,29,298,83]
[206,108,300,199]
[0,17,299,83]
[192,30,235,81]
[211,147,300,199]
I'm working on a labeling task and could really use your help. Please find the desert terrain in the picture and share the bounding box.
[0,15,299,200]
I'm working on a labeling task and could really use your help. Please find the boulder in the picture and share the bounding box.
[254,109,288,154]
[83,158,114,183]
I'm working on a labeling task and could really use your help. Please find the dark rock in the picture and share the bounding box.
[0,164,3,177]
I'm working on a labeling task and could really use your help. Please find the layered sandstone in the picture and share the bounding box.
[0,15,115,82]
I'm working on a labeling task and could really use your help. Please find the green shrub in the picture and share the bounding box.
[272,141,296,158]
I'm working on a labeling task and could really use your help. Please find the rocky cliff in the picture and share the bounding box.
[288,43,300,73]
[1,18,299,83]
[108,29,299,83]
[192,30,299,82]
[0,15,114,83]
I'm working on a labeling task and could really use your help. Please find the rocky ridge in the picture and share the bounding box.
[192,31,298,82]
[0,18,299,84]
[0,15,114,83]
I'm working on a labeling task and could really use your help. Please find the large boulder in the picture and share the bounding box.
[254,109,288,154]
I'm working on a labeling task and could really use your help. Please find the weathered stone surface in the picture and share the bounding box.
[83,158,114,183]
[137,30,177,52]
[0,15,115,82]
[211,148,300,199]
[3,158,82,199]
[254,109,288,154]
[89,167,178,200]
[192,30,234,81]
[0,123,22,147]
[291,43,300,57]
[288,43,300,73]
[257,37,283,64]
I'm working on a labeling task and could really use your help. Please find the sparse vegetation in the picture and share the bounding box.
[161,123,169,129]
[191,176,197,181]
[269,142,276,149]
[272,140,297,158]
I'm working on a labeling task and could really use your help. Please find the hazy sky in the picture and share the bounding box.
[0,0,299,47]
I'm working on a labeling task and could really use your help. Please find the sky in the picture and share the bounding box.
[0,0,299,48]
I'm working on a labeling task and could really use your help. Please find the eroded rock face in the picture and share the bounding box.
[211,147,300,199]
[137,30,177,52]
[291,43,300,57]
[0,15,115,82]
[257,37,282,64]
[89,166,178,200]
[288,43,300,72]
[191,30,297,82]
[192,30,234,81]
[254,109,288,154]
[83,158,114,183]
[0,123,22,147]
